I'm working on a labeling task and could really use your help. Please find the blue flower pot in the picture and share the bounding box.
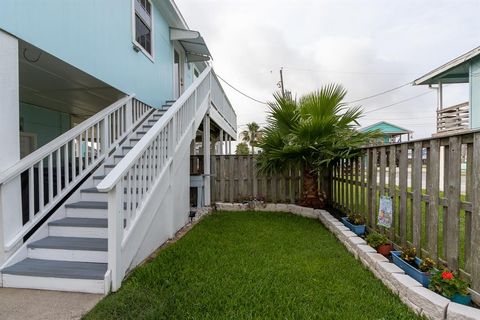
[341,217,365,236]
[391,251,432,287]
[451,293,471,306]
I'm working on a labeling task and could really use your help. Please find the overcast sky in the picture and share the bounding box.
[176,0,480,139]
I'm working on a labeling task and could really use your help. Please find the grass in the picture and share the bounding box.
[85,211,420,320]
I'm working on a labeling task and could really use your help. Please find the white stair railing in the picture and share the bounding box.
[97,66,236,291]
[210,72,237,131]
[0,95,152,263]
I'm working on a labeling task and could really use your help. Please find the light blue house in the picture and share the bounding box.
[0,0,236,293]
[414,46,480,135]
[360,121,412,144]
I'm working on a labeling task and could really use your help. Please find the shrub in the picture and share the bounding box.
[366,232,389,249]
[419,257,435,272]
[347,213,365,226]
[429,269,469,298]
[400,245,416,264]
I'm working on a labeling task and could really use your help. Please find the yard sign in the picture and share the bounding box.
[378,196,393,228]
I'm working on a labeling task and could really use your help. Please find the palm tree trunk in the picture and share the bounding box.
[300,166,326,209]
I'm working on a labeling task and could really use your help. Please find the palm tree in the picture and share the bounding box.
[257,84,379,209]
[235,142,250,155]
[241,122,263,154]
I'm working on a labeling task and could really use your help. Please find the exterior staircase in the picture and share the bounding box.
[0,66,235,294]
[0,101,174,294]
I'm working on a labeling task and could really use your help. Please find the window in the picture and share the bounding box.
[194,68,199,78]
[134,0,153,57]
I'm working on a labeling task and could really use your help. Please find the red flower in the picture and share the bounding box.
[441,271,454,280]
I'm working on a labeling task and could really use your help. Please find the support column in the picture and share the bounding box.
[0,31,20,171]
[0,31,20,264]
[203,114,211,206]
[219,129,224,155]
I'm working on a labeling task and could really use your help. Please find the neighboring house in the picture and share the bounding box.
[360,121,412,144]
[414,46,480,136]
[0,0,236,293]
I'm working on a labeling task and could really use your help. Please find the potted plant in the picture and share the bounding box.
[341,213,366,236]
[365,232,393,256]
[391,246,435,287]
[429,269,471,305]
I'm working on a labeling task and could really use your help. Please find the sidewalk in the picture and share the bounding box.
[0,288,102,320]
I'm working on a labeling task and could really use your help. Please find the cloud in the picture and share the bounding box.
[175,0,479,139]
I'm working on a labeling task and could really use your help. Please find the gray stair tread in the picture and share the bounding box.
[93,175,106,179]
[49,218,107,228]
[2,258,107,280]
[28,237,107,251]
[80,187,105,194]
[65,201,108,209]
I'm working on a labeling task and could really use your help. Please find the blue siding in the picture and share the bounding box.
[0,0,180,108]
[470,58,480,129]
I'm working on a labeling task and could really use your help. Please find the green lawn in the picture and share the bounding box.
[85,211,421,320]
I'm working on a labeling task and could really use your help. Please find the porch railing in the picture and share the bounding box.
[0,95,152,263]
[437,102,469,134]
[210,72,237,131]
[331,130,480,293]
[97,66,235,291]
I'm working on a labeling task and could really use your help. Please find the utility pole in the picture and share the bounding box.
[279,67,285,98]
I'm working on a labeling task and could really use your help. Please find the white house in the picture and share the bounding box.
[0,0,236,293]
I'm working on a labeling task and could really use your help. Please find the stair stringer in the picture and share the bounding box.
[116,97,210,280]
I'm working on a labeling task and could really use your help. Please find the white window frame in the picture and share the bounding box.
[132,0,154,62]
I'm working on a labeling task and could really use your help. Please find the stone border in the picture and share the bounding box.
[215,203,480,320]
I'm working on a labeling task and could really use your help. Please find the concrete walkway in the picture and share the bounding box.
[0,288,102,320]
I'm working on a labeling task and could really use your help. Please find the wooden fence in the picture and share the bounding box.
[331,130,480,292]
[205,155,303,203]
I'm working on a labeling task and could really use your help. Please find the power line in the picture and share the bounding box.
[283,66,417,76]
[363,91,433,114]
[216,74,268,105]
[345,81,413,104]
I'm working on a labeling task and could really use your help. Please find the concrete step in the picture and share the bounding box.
[27,236,107,263]
[65,201,107,219]
[1,258,106,293]
[49,217,108,238]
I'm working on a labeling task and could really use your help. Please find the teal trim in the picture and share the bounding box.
[470,58,480,129]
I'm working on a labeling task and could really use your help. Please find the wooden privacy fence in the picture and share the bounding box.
[331,130,480,293]
[207,155,303,203]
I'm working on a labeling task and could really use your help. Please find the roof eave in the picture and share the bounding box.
[414,46,480,86]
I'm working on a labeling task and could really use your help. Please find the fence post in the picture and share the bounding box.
[445,136,461,271]
[470,132,480,294]
[427,139,440,262]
